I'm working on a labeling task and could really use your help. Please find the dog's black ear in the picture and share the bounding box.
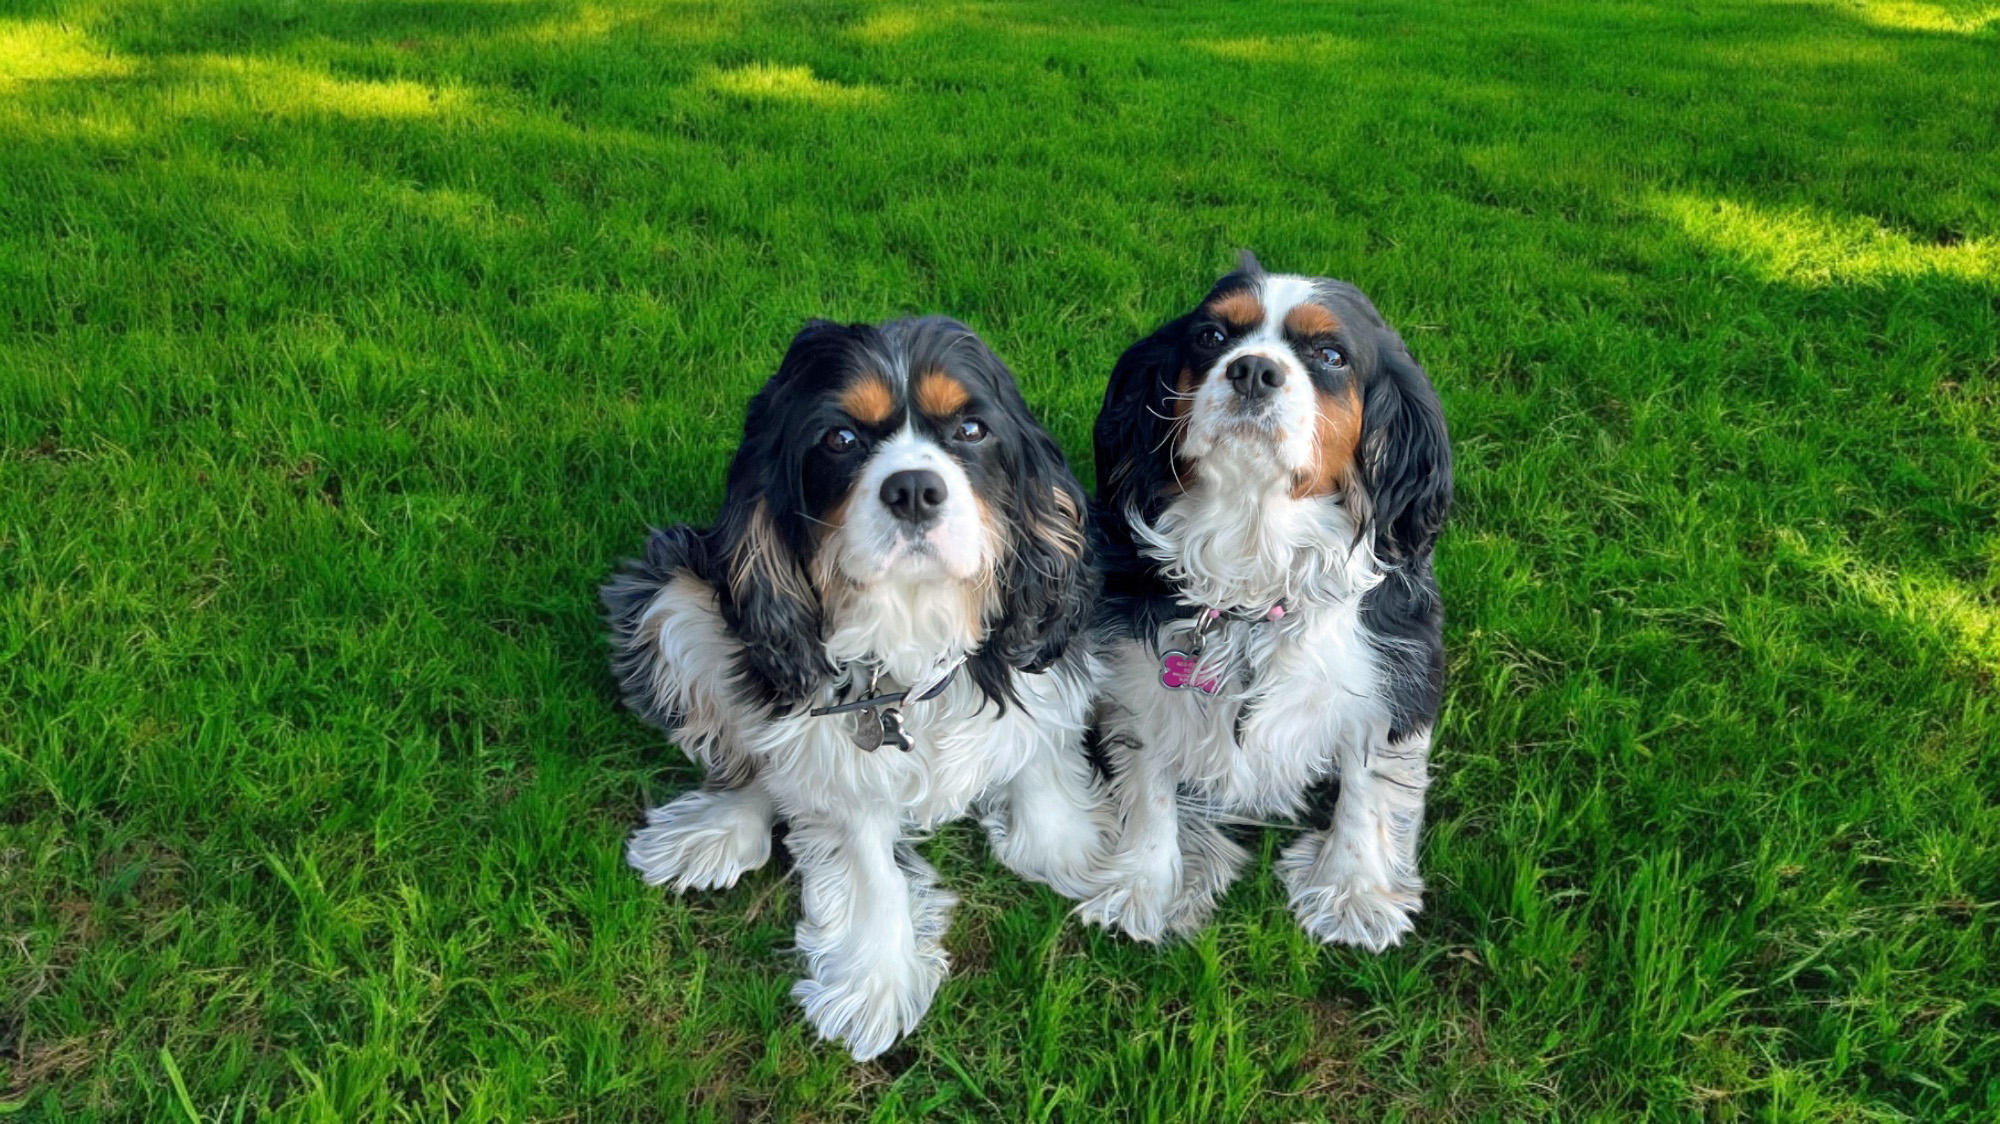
[1357,337,1451,562]
[1093,314,1191,521]
[992,428,1095,674]
[704,322,847,708]
[709,494,828,708]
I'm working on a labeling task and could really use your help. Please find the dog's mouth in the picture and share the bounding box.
[1192,403,1293,454]
[1213,404,1284,435]
[845,531,981,587]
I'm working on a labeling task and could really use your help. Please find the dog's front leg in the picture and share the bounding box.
[1277,727,1430,951]
[980,732,1114,901]
[787,811,955,1061]
[1074,730,1183,942]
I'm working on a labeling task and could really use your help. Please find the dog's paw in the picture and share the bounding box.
[1277,831,1421,951]
[627,789,773,892]
[1073,860,1176,943]
[1159,825,1249,938]
[792,944,947,1062]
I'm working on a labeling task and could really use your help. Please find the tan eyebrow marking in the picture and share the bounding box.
[1209,289,1264,331]
[1284,303,1341,338]
[838,375,894,424]
[913,370,970,416]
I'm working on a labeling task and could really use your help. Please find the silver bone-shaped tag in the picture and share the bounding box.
[878,707,914,752]
[849,705,915,752]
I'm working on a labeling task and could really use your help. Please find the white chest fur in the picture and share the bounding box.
[1107,597,1388,818]
[635,573,1088,829]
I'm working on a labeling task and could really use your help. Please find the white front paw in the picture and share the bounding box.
[1277,832,1421,951]
[792,949,946,1061]
[626,790,772,892]
[1074,860,1176,943]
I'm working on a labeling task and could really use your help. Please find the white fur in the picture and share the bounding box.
[833,425,993,589]
[1176,274,1324,477]
[628,783,774,891]
[625,453,1106,1058]
[1078,273,1433,948]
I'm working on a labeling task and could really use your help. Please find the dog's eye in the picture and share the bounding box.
[1195,325,1227,350]
[822,426,859,453]
[1316,345,1348,369]
[955,418,987,443]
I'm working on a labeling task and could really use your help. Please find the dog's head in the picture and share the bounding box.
[1095,255,1450,567]
[709,317,1090,706]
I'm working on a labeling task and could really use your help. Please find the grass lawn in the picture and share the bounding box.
[4,0,1998,1118]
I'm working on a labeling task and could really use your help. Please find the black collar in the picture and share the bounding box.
[809,660,962,718]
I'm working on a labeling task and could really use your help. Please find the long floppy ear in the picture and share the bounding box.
[1093,314,1191,520]
[703,322,847,708]
[991,429,1096,674]
[1357,338,1452,563]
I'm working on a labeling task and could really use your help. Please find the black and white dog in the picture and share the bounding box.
[1077,256,1451,949]
[604,317,1106,1060]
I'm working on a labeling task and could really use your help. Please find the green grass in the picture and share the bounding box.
[3,0,1997,1118]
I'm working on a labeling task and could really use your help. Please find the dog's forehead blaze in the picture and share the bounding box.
[913,369,971,417]
[1284,302,1341,338]
[838,375,895,424]
[1209,289,1265,331]
[1295,383,1364,499]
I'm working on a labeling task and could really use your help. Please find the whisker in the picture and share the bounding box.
[1149,415,1190,456]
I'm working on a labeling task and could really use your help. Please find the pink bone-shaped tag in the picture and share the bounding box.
[1159,650,1221,694]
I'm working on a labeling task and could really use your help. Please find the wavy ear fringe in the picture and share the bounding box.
[1093,314,1192,522]
[1358,341,1451,563]
[698,319,855,710]
[707,496,830,711]
[991,451,1096,678]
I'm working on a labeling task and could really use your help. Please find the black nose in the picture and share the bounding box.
[880,469,948,525]
[1225,354,1286,402]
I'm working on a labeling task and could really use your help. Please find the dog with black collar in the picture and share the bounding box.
[605,317,1108,1059]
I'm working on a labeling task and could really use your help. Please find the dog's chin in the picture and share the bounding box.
[1186,410,1312,487]
[823,537,993,678]
[839,536,982,587]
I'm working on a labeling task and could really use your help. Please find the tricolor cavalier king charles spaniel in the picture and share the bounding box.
[605,317,1106,1060]
[1077,256,1451,950]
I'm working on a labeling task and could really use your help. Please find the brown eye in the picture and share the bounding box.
[822,426,858,453]
[1195,325,1227,350]
[955,418,987,443]
[1316,345,1348,369]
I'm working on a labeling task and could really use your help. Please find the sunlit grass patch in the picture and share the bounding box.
[852,9,926,42]
[0,19,129,90]
[1778,528,2000,674]
[170,55,469,119]
[1194,33,1360,64]
[699,62,885,106]
[1657,194,2000,285]
[1845,0,2000,33]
